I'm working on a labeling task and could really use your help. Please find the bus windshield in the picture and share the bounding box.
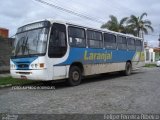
[14,28,49,56]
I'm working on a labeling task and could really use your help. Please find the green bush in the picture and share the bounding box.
[0,77,38,86]
[0,36,4,41]
[144,64,156,68]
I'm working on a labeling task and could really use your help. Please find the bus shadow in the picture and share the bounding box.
[82,72,125,84]
[51,71,142,89]
[24,71,143,90]
[81,70,144,85]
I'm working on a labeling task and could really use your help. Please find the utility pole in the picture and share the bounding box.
[159,34,160,47]
[159,34,160,58]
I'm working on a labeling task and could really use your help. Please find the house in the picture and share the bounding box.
[154,47,160,61]
[144,41,155,63]
[144,46,155,63]
[0,27,9,38]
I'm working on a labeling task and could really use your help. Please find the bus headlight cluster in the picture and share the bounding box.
[31,64,39,68]
[30,63,45,69]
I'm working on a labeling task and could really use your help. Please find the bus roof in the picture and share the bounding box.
[50,19,143,40]
[19,18,143,40]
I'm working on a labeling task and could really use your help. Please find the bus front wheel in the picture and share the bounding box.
[67,66,82,86]
[124,62,132,76]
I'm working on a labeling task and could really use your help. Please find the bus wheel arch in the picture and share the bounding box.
[67,62,84,86]
[124,60,132,76]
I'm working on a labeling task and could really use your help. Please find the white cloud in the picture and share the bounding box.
[0,0,159,47]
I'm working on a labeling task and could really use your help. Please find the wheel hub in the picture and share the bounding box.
[72,71,79,81]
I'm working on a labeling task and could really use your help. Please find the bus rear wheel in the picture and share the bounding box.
[124,62,132,76]
[67,66,82,86]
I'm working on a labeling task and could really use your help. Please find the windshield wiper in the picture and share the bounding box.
[15,37,25,57]
[21,37,28,55]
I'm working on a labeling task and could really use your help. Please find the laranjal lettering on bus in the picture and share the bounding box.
[84,50,112,61]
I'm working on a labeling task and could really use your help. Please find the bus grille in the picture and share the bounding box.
[18,64,29,68]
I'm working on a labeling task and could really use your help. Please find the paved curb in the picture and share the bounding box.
[0,74,11,77]
[0,84,12,88]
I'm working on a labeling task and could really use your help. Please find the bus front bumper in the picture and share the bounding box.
[10,69,50,81]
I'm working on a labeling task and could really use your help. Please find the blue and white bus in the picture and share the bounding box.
[10,19,145,86]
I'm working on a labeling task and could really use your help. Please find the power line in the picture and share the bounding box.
[35,0,141,25]
[35,0,158,39]
[47,0,99,19]
[52,0,124,18]
[35,0,105,24]
[145,34,159,37]
[46,0,123,25]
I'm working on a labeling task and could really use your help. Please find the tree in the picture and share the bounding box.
[127,12,154,38]
[101,15,128,33]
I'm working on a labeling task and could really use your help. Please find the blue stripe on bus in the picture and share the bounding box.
[11,56,38,70]
[55,48,136,66]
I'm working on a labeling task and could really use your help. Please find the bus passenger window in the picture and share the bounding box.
[117,36,127,50]
[104,33,116,49]
[127,38,136,51]
[135,40,142,51]
[68,26,86,47]
[48,23,67,58]
[87,30,103,48]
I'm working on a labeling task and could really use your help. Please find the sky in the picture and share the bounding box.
[1,0,160,47]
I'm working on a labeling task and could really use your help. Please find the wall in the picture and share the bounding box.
[0,39,13,72]
[144,47,155,63]
[154,48,160,61]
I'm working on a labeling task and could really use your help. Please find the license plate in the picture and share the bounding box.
[21,76,27,80]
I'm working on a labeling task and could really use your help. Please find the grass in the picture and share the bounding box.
[0,77,37,87]
[144,63,157,68]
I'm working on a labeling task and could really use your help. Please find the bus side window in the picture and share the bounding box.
[117,36,127,50]
[48,23,67,58]
[87,30,103,48]
[127,38,136,51]
[135,40,142,51]
[104,33,116,49]
[68,26,86,47]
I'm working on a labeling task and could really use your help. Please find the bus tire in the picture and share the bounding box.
[124,62,132,76]
[67,66,82,86]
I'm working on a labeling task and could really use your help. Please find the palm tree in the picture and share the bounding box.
[127,13,154,38]
[101,15,128,33]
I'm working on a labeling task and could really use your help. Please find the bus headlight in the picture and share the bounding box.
[10,64,16,69]
[30,63,45,69]
[35,64,38,68]
[31,64,34,68]
[31,64,36,68]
